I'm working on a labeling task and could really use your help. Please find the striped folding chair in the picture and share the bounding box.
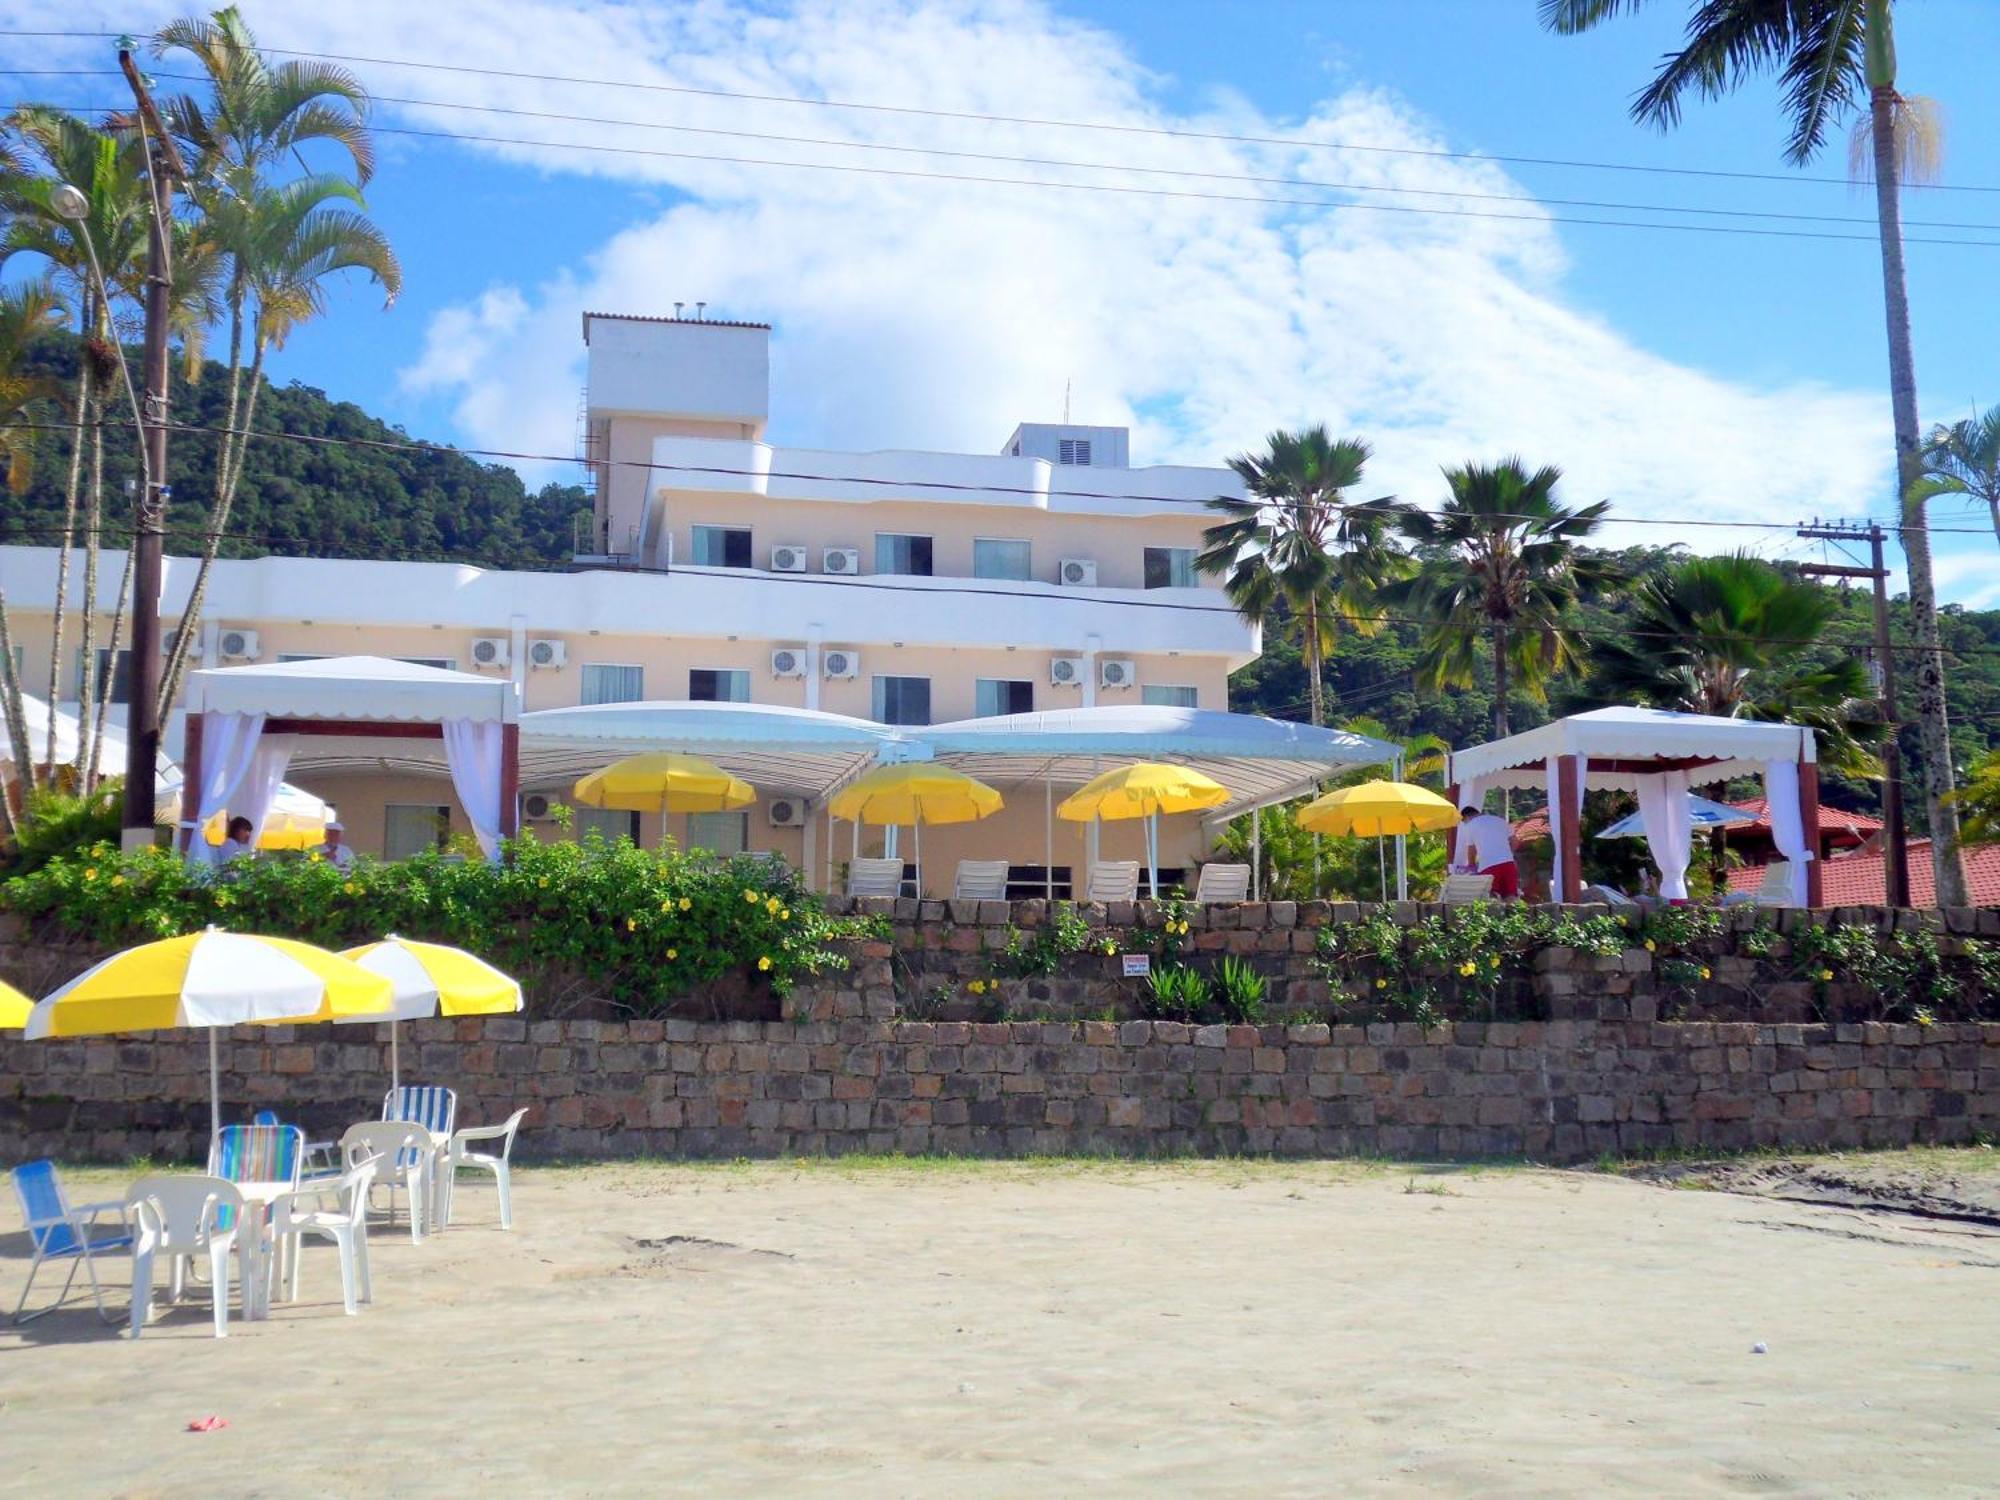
[383,1086,459,1228]
[208,1124,305,1249]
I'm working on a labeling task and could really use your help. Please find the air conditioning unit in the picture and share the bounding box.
[470,636,510,670]
[770,544,809,574]
[770,647,806,679]
[1049,655,1086,688]
[217,628,259,661]
[768,797,807,828]
[1059,557,1098,587]
[822,547,860,576]
[823,649,859,680]
[519,792,556,822]
[527,639,566,670]
[1100,658,1137,690]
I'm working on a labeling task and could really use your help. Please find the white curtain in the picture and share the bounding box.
[1636,769,1695,901]
[443,717,505,860]
[184,710,265,866]
[239,737,296,842]
[1763,759,1813,906]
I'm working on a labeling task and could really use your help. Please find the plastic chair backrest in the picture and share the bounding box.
[209,1124,304,1189]
[846,857,903,899]
[1754,861,1796,906]
[952,860,1010,900]
[1087,862,1140,903]
[383,1085,458,1138]
[343,1120,429,1178]
[1194,863,1250,904]
[1442,873,1494,904]
[126,1175,242,1250]
[12,1161,69,1250]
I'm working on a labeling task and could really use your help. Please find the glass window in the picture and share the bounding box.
[687,810,749,855]
[688,668,750,703]
[972,538,1031,581]
[384,804,450,860]
[691,525,752,568]
[1142,685,1199,708]
[1143,547,1197,590]
[871,675,931,726]
[77,649,132,704]
[398,657,456,671]
[277,654,326,663]
[874,534,934,576]
[580,664,644,705]
[573,807,639,844]
[975,679,1033,717]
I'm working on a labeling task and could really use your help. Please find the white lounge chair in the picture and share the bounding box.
[125,1175,258,1340]
[952,860,1011,901]
[1193,862,1251,904]
[341,1121,436,1245]
[11,1160,131,1325]
[1086,861,1141,904]
[1581,883,1638,908]
[1441,872,1494,904]
[271,1156,379,1315]
[847,856,904,899]
[448,1108,530,1229]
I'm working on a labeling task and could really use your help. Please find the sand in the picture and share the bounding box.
[3,1155,1998,1497]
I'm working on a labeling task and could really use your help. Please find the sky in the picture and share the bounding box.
[6,0,1999,604]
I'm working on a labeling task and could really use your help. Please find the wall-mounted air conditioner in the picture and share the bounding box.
[519,792,557,821]
[768,798,807,827]
[1059,558,1097,587]
[217,628,259,661]
[822,547,860,575]
[822,649,859,680]
[470,637,511,670]
[770,544,809,574]
[527,639,566,670]
[1049,656,1086,688]
[1099,659,1137,689]
[770,647,806,679]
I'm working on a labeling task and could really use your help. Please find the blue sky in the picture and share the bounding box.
[9,0,1999,600]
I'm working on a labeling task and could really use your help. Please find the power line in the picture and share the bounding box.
[10,29,1999,195]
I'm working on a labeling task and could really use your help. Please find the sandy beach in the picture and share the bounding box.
[3,1155,1997,1497]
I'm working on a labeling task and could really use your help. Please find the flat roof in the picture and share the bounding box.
[581,310,772,342]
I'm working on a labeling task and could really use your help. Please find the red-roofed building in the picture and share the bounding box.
[1512,798,1880,861]
[1724,841,2000,908]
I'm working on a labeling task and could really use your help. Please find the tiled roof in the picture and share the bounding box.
[1723,840,2000,907]
[1511,798,1880,845]
[581,310,771,341]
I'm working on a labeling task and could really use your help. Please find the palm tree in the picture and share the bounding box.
[1385,459,1618,740]
[151,5,396,717]
[1953,747,1999,845]
[1916,405,2000,547]
[1542,0,1970,901]
[0,276,66,831]
[1197,427,1399,725]
[1593,553,1883,778]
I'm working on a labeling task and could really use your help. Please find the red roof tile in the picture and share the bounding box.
[1723,840,2000,907]
[1512,798,1881,846]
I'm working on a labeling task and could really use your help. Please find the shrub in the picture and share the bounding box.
[1212,955,1267,1023]
[1143,964,1208,1022]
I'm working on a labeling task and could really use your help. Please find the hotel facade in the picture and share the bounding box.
[0,312,1258,886]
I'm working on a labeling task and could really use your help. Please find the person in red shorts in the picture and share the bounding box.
[1456,803,1520,899]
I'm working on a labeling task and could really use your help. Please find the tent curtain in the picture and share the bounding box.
[1763,760,1813,906]
[185,710,266,866]
[239,737,297,841]
[443,717,505,859]
[1636,769,1694,901]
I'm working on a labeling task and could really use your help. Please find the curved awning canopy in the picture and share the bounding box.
[1447,707,1817,793]
[187,655,520,724]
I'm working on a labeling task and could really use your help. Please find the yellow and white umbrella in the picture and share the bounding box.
[829,764,1003,893]
[1059,762,1230,900]
[0,979,30,1030]
[1298,780,1460,900]
[340,936,524,1092]
[24,929,394,1139]
[573,752,756,814]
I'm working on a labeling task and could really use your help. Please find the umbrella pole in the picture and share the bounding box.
[391,1023,401,1095]
[914,818,922,900]
[1378,836,1387,902]
[209,1029,221,1144]
[1148,812,1159,901]
[1045,779,1054,902]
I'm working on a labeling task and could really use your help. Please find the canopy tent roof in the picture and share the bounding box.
[914,705,1398,819]
[186,655,520,725]
[516,700,904,799]
[2,692,179,794]
[1448,707,1817,793]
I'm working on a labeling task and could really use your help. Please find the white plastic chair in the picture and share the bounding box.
[1441,872,1495,904]
[341,1121,434,1245]
[951,860,1010,901]
[846,856,904,899]
[1193,863,1251,904]
[1752,860,1798,908]
[11,1160,132,1325]
[271,1156,379,1315]
[125,1175,256,1340]
[1086,861,1140,903]
[448,1109,530,1229]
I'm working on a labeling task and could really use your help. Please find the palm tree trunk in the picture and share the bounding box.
[89,545,136,797]
[1303,595,1324,726]
[0,585,33,838]
[1490,622,1510,740]
[1872,83,1969,906]
[1989,493,1999,549]
[40,351,93,786]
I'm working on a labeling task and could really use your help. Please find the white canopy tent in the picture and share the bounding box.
[1446,707,1822,906]
[2,691,180,797]
[182,656,522,859]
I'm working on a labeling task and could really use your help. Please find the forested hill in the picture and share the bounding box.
[13,340,588,570]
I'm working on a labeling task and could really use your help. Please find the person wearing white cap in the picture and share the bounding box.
[316,820,355,872]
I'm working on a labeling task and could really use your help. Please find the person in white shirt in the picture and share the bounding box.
[217,816,258,866]
[1455,804,1519,898]
[315,820,355,872]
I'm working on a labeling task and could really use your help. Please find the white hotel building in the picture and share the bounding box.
[0,312,1258,883]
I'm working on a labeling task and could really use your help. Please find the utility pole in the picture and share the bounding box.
[117,46,186,846]
[1798,521,1908,907]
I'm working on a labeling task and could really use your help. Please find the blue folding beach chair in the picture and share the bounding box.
[11,1160,133,1324]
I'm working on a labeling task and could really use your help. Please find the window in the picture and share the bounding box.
[687,810,748,855]
[1143,547,1197,590]
[398,657,456,671]
[874,534,933,577]
[975,679,1033,718]
[580,664,644,705]
[77,648,132,704]
[871,675,931,726]
[384,804,450,860]
[1057,438,1092,466]
[973,538,1031,581]
[573,807,640,844]
[278,654,325,663]
[691,525,752,569]
[688,668,750,703]
[1142,685,1199,709]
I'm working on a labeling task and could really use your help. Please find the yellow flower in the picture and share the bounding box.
[757,956,772,972]
[679,897,692,911]
[743,889,758,904]
[343,881,358,894]
[110,874,126,887]
[538,877,550,889]
[780,908,790,921]
[83,868,98,881]
[1489,955,1500,969]
[307,851,322,863]
[1102,940,1117,955]
[625,917,637,932]
[660,900,672,913]
[1459,962,1476,977]
[666,948,678,960]
[766,897,781,915]
[967,979,985,995]
[1699,966,1712,980]
[1643,939,1657,952]
[1375,978,1387,990]
[1817,968,1834,982]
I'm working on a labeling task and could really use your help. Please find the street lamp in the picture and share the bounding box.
[46,182,150,486]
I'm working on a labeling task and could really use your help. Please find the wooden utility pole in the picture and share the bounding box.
[1798,522,1908,907]
[117,46,185,844]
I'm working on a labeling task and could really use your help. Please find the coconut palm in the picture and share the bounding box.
[1541,0,1970,900]
[1384,459,1619,740]
[1916,405,2000,548]
[0,276,66,826]
[1952,747,1999,845]
[1197,427,1400,726]
[1593,553,1883,777]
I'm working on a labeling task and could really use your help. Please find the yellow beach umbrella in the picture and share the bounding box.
[202,782,334,851]
[1058,763,1231,900]
[1298,780,1459,899]
[573,752,755,814]
[0,979,30,1029]
[24,929,394,1139]
[340,936,524,1092]
[829,764,1003,894]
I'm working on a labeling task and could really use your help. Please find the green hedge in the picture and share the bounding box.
[1,833,883,1012]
